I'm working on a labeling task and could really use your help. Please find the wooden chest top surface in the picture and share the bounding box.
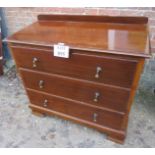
[7,15,151,58]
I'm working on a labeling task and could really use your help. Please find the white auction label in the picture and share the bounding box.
[54,43,70,58]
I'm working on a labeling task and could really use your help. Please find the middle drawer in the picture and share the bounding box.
[20,68,130,113]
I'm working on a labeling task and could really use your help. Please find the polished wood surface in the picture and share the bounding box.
[6,14,151,144]
[20,68,130,113]
[38,14,148,24]
[11,46,137,88]
[6,15,150,58]
[29,103,126,143]
[38,14,148,25]
[27,88,124,130]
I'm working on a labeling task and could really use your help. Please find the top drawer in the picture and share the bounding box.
[11,46,137,88]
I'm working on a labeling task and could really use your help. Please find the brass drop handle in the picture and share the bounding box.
[93,92,100,102]
[93,113,98,122]
[39,80,44,89]
[95,66,102,79]
[43,99,48,107]
[32,57,38,68]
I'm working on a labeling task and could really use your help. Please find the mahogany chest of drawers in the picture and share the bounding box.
[6,15,151,144]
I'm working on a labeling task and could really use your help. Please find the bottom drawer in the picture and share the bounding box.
[27,89,125,130]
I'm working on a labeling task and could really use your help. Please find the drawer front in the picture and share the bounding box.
[11,47,137,88]
[20,69,130,112]
[27,89,124,130]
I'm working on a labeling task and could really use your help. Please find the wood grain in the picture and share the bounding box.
[6,15,150,58]
[20,68,130,113]
[27,89,125,130]
[11,46,137,88]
